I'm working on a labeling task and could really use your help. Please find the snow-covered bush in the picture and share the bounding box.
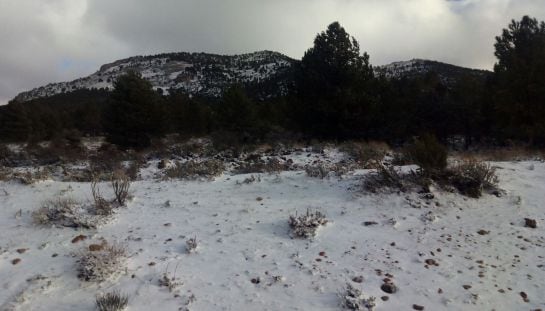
[77,243,127,282]
[32,197,98,228]
[96,290,129,311]
[339,283,376,310]
[288,209,328,238]
[447,159,498,198]
[165,159,224,180]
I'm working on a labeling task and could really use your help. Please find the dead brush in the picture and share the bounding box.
[288,209,328,238]
[446,159,499,198]
[363,161,405,193]
[339,283,376,310]
[305,164,330,179]
[91,179,113,216]
[96,290,129,311]
[341,141,390,168]
[111,170,131,206]
[164,159,224,180]
[159,263,182,292]
[234,157,289,174]
[77,242,127,282]
[186,236,198,253]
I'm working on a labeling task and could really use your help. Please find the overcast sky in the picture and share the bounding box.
[1,0,544,105]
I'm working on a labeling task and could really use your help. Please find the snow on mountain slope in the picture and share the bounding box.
[374,59,491,85]
[13,51,295,102]
[0,150,544,310]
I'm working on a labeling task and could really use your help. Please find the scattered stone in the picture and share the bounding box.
[477,230,489,235]
[425,259,438,266]
[251,277,260,284]
[413,304,425,310]
[381,296,389,301]
[319,251,326,257]
[363,221,378,226]
[352,276,364,283]
[256,197,263,201]
[71,235,87,243]
[437,288,443,294]
[164,223,172,227]
[52,253,58,257]
[525,218,537,229]
[381,282,397,294]
[12,258,21,265]
[520,291,529,302]
[463,285,472,290]
[16,248,27,254]
[148,262,156,266]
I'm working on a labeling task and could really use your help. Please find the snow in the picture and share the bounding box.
[1,154,544,310]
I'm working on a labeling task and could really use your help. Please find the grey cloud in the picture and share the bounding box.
[2,0,545,105]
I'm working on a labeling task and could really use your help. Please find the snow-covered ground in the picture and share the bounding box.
[1,154,544,310]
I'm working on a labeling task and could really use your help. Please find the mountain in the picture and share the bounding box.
[374,59,492,85]
[13,51,296,102]
[13,53,492,103]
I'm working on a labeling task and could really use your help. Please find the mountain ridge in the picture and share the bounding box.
[13,51,492,103]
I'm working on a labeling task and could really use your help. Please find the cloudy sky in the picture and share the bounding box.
[1,0,544,105]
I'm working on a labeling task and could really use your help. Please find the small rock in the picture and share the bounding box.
[381,282,397,294]
[477,230,489,235]
[425,259,438,266]
[251,277,260,284]
[352,276,364,283]
[71,235,87,243]
[12,258,21,265]
[363,221,378,226]
[413,304,425,310]
[256,197,263,201]
[525,218,537,229]
[16,248,27,254]
[520,291,529,302]
[463,285,472,290]
[381,296,389,301]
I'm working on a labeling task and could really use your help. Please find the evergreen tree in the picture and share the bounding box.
[104,71,166,149]
[297,21,376,139]
[493,15,545,144]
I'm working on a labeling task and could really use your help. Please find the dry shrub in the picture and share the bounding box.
[91,180,113,216]
[159,263,182,292]
[288,209,328,238]
[11,168,51,184]
[305,163,349,179]
[342,141,390,168]
[32,197,95,228]
[235,157,289,174]
[186,236,198,253]
[165,159,224,180]
[111,170,131,206]
[446,159,499,198]
[363,161,405,193]
[406,134,448,175]
[339,283,376,310]
[96,291,129,311]
[77,242,127,282]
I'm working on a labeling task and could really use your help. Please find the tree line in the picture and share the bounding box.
[1,16,544,149]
